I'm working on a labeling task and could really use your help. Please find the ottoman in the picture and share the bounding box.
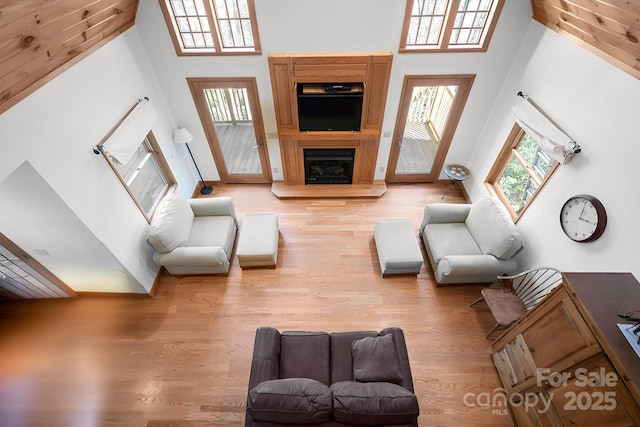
[237,214,279,269]
[374,219,423,277]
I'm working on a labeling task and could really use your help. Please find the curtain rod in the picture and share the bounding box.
[512,91,582,163]
[93,97,150,155]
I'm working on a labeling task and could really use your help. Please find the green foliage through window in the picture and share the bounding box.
[496,133,556,215]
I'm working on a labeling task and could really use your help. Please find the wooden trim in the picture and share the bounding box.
[204,0,223,52]
[0,233,76,298]
[187,77,272,184]
[158,0,262,56]
[440,0,460,49]
[271,181,387,199]
[244,0,262,52]
[386,74,475,183]
[0,0,137,115]
[398,0,415,51]
[267,53,393,187]
[190,180,221,198]
[485,123,560,222]
[76,291,152,298]
[158,0,187,55]
[146,267,167,297]
[0,20,134,115]
[99,128,176,223]
[398,0,504,53]
[531,0,640,81]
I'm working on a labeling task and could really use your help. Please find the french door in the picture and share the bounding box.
[188,78,271,183]
[386,75,475,183]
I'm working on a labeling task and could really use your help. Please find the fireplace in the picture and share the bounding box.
[304,148,355,184]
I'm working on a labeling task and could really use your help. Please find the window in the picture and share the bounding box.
[160,0,261,55]
[400,0,504,52]
[485,124,559,221]
[105,132,176,220]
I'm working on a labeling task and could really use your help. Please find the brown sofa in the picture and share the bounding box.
[245,326,419,427]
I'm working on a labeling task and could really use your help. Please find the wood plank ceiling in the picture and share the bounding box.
[0,0,138,115]
[531,0,640,79]
[0,1,638,117]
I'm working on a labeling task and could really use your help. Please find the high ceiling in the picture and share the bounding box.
[0,0,138,115]
[0,1,638,116]
[531,0,640,80]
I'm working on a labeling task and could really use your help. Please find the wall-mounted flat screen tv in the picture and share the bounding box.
[297,83,364,132]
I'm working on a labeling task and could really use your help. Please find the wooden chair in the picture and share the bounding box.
[470,267,563,339]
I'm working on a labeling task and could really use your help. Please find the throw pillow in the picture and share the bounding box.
[247,378,332,424]
[146,193,194,253]
[352,333,403,383]
[331,381,419,426]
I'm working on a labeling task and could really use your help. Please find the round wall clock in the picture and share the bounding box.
[559,195,607,242]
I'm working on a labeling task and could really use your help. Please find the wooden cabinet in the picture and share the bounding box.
[491,273,640,426]
[267,53,392,186]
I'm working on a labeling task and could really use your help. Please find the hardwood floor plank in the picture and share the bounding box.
[0,183,512,426]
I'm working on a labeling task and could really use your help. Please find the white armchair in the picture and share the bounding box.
[418,197,523,285]
[146,193,238,275]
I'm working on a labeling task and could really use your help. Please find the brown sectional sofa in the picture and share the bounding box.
[245,326,419,427]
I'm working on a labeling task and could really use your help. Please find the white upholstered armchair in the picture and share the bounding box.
[418,197,523,285]
[146,193,238,275]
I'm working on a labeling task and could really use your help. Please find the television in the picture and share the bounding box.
[297,83,364,131]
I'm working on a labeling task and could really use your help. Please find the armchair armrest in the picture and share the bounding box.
[419,203,471,234]
[379,327,415,393]
[152,246,228,266]
[436,254,518,284]
[248,327,282,389]
[189,197,238,225]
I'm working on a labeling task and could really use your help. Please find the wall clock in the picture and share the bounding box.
[559,195,607,242]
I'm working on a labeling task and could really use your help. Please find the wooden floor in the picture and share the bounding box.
[0,184,512,427]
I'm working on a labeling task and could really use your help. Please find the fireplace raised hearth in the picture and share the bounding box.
[304,148,355,184]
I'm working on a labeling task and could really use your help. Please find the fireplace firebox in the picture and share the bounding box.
[304,148,355,184]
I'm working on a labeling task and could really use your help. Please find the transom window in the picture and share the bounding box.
[400,0,504,52]
[485,124,559,221]
[160,0,261,55]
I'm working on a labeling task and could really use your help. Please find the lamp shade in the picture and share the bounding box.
[174,127,193,144]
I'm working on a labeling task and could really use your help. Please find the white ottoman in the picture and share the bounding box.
[237,214,279,269]
[374,219,423,277]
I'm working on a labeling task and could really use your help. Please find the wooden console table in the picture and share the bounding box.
[491,272,640,426]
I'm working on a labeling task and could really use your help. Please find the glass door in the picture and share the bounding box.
[386,75,475,183]
[188,78,271,183]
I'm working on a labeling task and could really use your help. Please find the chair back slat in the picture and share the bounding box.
[510,267,563,310]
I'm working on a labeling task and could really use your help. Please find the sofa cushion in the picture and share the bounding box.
[247,378,332,424]
[331,381,419,426]
[465,198,522,259]
[352,334,402,383]
[187,216,237,258]
[330,331,378,384]
[146,193,194,253]
[280,332,331,386]
[423,223,481,265]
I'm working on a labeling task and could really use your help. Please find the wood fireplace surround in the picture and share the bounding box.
[268,53,393,193]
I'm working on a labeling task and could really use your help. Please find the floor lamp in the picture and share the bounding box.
[174,127,214,195]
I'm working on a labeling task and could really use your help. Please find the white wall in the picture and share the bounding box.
[4,3,634,291]
[467,21,640,278]
[134,0,533,181]
[0,29,193,293]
